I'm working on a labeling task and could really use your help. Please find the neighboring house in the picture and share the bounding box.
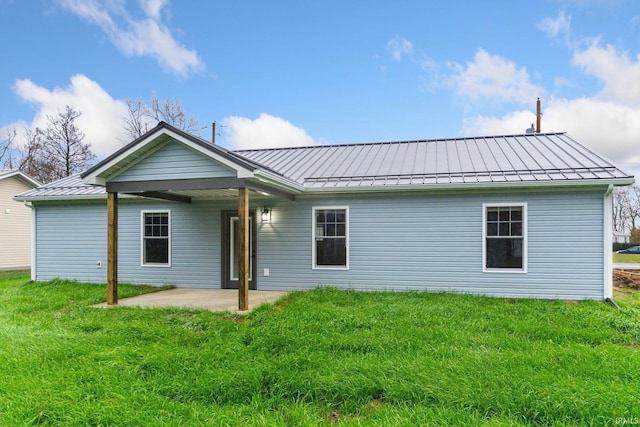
[15,122,634,300]
[613,231,631,244]
[0,170,39,270]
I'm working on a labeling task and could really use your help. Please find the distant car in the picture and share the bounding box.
[616,246,640,254]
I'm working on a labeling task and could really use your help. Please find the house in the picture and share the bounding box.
[14,122,634,304]
[0,170,40,270]
[613,231,631,244]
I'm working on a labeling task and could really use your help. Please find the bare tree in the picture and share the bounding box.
[122,96,202,140]
[628,184,640,234]
[17,127,50,183]
[613,186,631,232]
[0,128,16,168]
[122,99,150,141]
[38,106,96,182]
[613,183,640,242]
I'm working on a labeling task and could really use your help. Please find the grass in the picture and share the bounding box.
[613,252,640,264]
[0,271,639,426]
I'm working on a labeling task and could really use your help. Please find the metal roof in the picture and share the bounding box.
[236,133,633,189]
[15,132,634,201]
[16,174,106,200]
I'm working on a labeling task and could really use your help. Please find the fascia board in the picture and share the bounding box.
[81,131,170,185]
[82,128,257,186]
[14,194,106,202]
[13,193,147,203]
[302,177,636,194]
[0,171,40,188]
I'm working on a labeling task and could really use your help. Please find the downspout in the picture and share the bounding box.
[603,184,614,301]
[23,201,36,281]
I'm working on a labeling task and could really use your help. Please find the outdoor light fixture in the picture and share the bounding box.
[261,207,271,223]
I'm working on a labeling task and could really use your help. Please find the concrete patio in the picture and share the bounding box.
[94,288,289,312]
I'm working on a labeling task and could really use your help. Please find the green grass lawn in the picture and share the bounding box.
[1,271,639,426]
[613,252,640,264]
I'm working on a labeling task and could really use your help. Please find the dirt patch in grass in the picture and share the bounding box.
[614,270,640,289]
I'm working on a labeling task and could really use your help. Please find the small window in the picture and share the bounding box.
[483,204,526,272]
[313,207,349,269]
[142,211,170,266]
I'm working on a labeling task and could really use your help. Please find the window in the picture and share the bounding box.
[483,204,526,272]
[142,211,170,266]
[313,207,348,269]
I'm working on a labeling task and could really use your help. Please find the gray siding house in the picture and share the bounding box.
[15,122,634,300]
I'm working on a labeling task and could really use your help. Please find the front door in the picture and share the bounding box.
[222,211,257,289]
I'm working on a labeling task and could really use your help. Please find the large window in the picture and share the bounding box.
[313,207,349,269]
[142,211,170,266]
[483,204,526,272]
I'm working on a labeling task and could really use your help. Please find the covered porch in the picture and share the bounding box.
[80,122,302,311]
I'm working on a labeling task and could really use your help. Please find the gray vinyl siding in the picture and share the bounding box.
[33,187,607,300]
[255,187,606,300]
[34,202,108,282]
[34,199,236,288]
[111,141,236,182]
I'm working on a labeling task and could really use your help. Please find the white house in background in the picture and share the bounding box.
[613,231,631,244]
[0,170,40,270]
[14,122,635,300]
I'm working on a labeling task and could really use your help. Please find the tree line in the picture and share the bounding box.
[0,98,201,184]
[613,184,640,242]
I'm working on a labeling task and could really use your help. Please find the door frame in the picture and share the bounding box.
[221,210,257,290]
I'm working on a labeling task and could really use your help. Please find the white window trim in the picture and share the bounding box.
[482,203,527,273]
[141,210,171,267]
[312,206,349,270]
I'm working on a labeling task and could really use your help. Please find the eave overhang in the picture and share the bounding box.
[300,176,636,194]
[0,170,41,188]
[78,122,302,202]
[16,176,633,204]
[81,123,260,186]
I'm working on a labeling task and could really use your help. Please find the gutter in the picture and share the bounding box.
[302,177,635,194]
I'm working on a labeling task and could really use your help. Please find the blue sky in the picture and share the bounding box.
[0,0,639,177]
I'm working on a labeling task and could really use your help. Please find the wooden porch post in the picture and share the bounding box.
[238,187,249,311]
[107,191,118,305]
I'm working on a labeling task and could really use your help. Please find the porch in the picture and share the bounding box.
[95,288,289,312]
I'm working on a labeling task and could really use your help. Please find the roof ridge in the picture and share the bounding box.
[233,132,569,153]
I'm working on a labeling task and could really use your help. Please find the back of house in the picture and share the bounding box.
[14,123,635,300]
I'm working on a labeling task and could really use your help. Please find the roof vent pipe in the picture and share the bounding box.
[536,98,542,133]
[211,121,216,144]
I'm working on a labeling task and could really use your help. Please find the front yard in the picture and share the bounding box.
[0,271,638,425]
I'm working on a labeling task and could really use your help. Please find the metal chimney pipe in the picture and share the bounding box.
[211,121,216,144]
[536,98,541,133]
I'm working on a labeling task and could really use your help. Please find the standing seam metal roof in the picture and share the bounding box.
[236,132,632,188]
[14,132,634,199]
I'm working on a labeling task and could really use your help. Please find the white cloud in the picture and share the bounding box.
[57,0,202,77]
[387,36,414,62]
[447,49,545,105]
[461,34,640,171]
[463,97,640,166]
[8,74,128,156]
[140,0,167,20]
[572,41,640,106]
[221,114,316,150]
[537,11,572,42]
